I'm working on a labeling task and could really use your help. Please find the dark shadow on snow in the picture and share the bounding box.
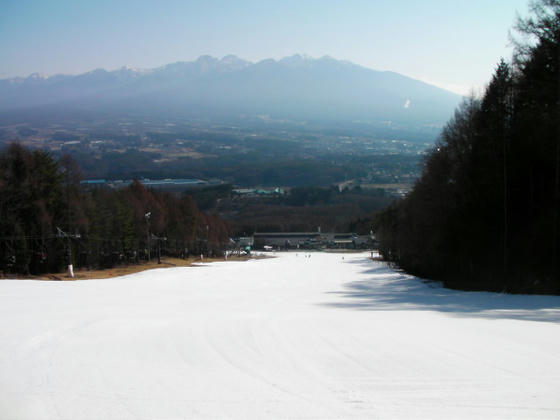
[323,257,560,323]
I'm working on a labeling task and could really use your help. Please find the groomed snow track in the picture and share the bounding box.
[1,252,559,419]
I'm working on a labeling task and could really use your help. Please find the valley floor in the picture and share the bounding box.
[1,252,559,419]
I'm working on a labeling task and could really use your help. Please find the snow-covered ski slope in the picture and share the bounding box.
[1,252,559,419]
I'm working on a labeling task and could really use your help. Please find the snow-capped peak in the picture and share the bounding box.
[26,72,49,80]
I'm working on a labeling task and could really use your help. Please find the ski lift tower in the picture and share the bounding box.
[56,227,81,278]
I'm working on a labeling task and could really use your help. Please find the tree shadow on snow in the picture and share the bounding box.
[324,258,560,323]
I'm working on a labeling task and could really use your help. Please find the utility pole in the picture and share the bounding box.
[206,224,209,257]
[151,233,167,264]
[145,212,151,262]
[56,227,81,278]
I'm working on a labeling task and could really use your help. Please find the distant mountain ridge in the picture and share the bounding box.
[0,55,461,135]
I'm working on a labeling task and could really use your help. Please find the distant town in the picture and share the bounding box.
[0,114,423,190]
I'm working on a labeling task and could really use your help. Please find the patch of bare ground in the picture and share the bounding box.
[1,254,268,281]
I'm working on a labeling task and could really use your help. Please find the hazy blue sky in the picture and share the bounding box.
[1,0,531,94]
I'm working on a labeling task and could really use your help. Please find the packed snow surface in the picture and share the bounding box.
[1,252,560,419]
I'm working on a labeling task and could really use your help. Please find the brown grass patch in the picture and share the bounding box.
[2,254,266,281]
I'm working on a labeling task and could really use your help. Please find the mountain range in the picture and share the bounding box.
[0,55,461,134]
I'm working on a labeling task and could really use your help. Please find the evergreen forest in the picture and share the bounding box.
[0,143,230,275]
[376,0,560,294]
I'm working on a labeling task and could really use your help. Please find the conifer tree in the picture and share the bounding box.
[376,1,560,293]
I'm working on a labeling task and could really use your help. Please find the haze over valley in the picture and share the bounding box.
[0,55,456,232]
[0,54,460,133]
